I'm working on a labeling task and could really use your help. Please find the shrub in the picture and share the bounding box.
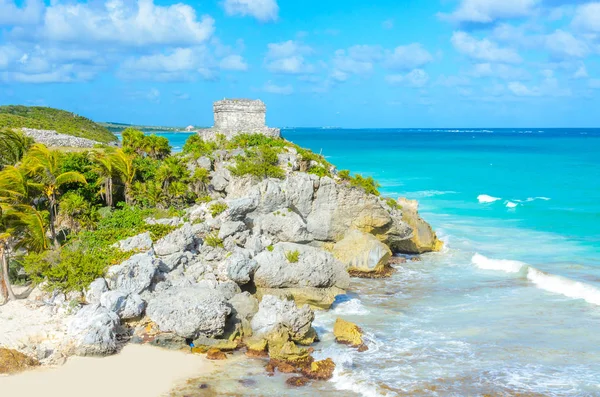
[229,146,285,179]
[266,245,274,252]
[337,169,351,180]
[204,231,223,248]
[228,134,287,150]
[308,165,331,178]
[385,197,402,210]
[350,174,380,196]
[183,135,216,158]
[209,202,228,217]
[285,250,300,263]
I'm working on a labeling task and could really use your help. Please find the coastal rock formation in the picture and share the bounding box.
[199,99,280,141]
[21,128,101,148]
[333,229,392,274]
[146,286,231,339]
[0,348,40,374]
[105,252,159,295]
[115,231,153,252]
[251,295,314,342]
[392,198,443,253]
[333,318,367,351]
[66,304,120,356]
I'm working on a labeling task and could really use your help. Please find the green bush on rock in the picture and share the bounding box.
[229,146,285,179]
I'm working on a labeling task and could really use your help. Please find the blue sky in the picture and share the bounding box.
[1,0,600,127]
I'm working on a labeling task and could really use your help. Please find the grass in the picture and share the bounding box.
[0,106,117,143]
[385,197,402,210]
[204,231,223,248]
[209,202,228,217]
[285,250,300,263]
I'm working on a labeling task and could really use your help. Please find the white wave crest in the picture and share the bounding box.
[332,298,370,315]
[514,197,552,203]
[471,253,526,273]
[409,190,457,198]
[505,201,518,208]
[478,194,501,203]
[527,268,600,306]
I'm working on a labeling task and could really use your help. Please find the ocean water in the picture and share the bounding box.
[160,129,600,396]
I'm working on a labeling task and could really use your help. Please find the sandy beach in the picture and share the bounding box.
[0,344,223,397]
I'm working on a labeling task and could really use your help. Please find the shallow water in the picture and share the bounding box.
[160,128,600,396]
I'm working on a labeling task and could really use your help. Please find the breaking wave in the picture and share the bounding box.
[478,194,501,203]
[472,253,526,273]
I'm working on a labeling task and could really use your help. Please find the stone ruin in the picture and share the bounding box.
[198,99,280,140]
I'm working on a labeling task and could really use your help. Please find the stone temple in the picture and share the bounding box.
[198,99,280,140]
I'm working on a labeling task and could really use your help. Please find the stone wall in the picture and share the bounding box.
[199,99,280,140]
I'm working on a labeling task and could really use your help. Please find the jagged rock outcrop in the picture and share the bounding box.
[333,229,392,274]
[105,252,159,295]
[392,198,443,253]
[21,128,101,148]
[66,304,120,356]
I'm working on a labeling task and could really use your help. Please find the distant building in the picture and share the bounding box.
[198,99,280,140]
[185,125,195,132]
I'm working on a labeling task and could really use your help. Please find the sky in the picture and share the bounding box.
[1,0,600,128]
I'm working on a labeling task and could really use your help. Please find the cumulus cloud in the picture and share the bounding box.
[386,69,430,87]
[384,43,433,71]
[265,40,314,74]
[0,0,43,25]
[263,81,293,94]
[220,54,248,71]
[545,30,588,59]
[452,31,522,63]
[507,70,570,97]
[572,3,600,33]
[223,0,279,22]
[573,64,588,79]
[436,75,472,87]
[470,62,531,80]
[439,0,540,24]
[119,47,216,81]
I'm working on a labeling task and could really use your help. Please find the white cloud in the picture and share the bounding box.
[0,0,43,25]
[265,40,313,74]
[119,47,216,81]
[436,75,472,87]
[572,3,600,33]
[573,65,588,79]
[589,79,600,89]
[439,0,540,24]
[29,0,214,46]
[545,30,588,59]
[263,81,293,95]
[330,69,349,82]
[508,70,570,97]
[382,19,394,29]
[220,54,248,71]
[386,69,429,87]
[452,31,522,63]
[508,81,539,96]
[332,50,374,75]
[384,43,433,71]
[470,62,530,80]
[223,0,279,22]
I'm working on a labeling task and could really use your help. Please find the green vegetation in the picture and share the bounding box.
[229,146,285,179]
[209,202,228,217]
[385,197,402,210]
[0,106,117,143]
[285,250,300,263]
[122,128,171,160]
[204,231,223,248]
[337,169,380,196]
[0,129,34,168]
[266,245,274,252]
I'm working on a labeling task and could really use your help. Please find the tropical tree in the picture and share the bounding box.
[22,144,87,245]
[144,134,171,160]
[121,128,145,156]
[111,149,136,205]
[89,151,116,207]
[59,191,92,233]
[191,168,210,196]
[0,128,33,168]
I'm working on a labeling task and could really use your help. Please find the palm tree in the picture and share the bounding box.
[22,144,87,245]
[89,151,116,207]
[111,149,136,205]
[0,128,34,168]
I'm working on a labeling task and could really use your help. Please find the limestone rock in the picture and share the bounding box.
[333,318,366,350]
[85,278,108,304]
[146,286,231,339]
[256,287,345,310]
[153,223,201,257]
[67,304,120,356]
[211,168,231,192]
[391,201,443,254]
[253,242,349,290]
[284,173,316,218]
[158,251,195,273]
[226,196,258,221]
[302,358,336,380]
[251,295,314,341]
[332,229,392,274]
[225,253,258,285]
[206,348,227,360]
[0,348,40,374]
[254,210,311,243]
[100,291,146,320]
[105,252,159,294]
[218,220,246,240]
[115,231,153,252]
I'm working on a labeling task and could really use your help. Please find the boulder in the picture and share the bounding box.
[211,168,231,192]
[0,348,40,374]
[251,295,314,341]
[333,318,366,350]
[226,196,258,221]
[85,278,108,304]
[256,287,345,310]
[146,287,231,339]
[284,173,316,218]
[153,223,201,257]
[105,252,159,294]
[253,242,349,290]
[218,220,246,240]
[228,292,259,337]
[332,229,392,274]
[225,253,258,285]
[67,304,120,356]
[158,251,195,273]
[100,290,146,320]
[115,231,153,252]
[254,210,311,243]
[391,200,443,254]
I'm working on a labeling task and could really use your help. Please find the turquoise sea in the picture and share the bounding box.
[157,129,600,396]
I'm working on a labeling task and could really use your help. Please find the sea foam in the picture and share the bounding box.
[332,298,370,315]
[478,194,501,203]
[505,201,518,208]
[471,253,525,273]
[526,268,600,306]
